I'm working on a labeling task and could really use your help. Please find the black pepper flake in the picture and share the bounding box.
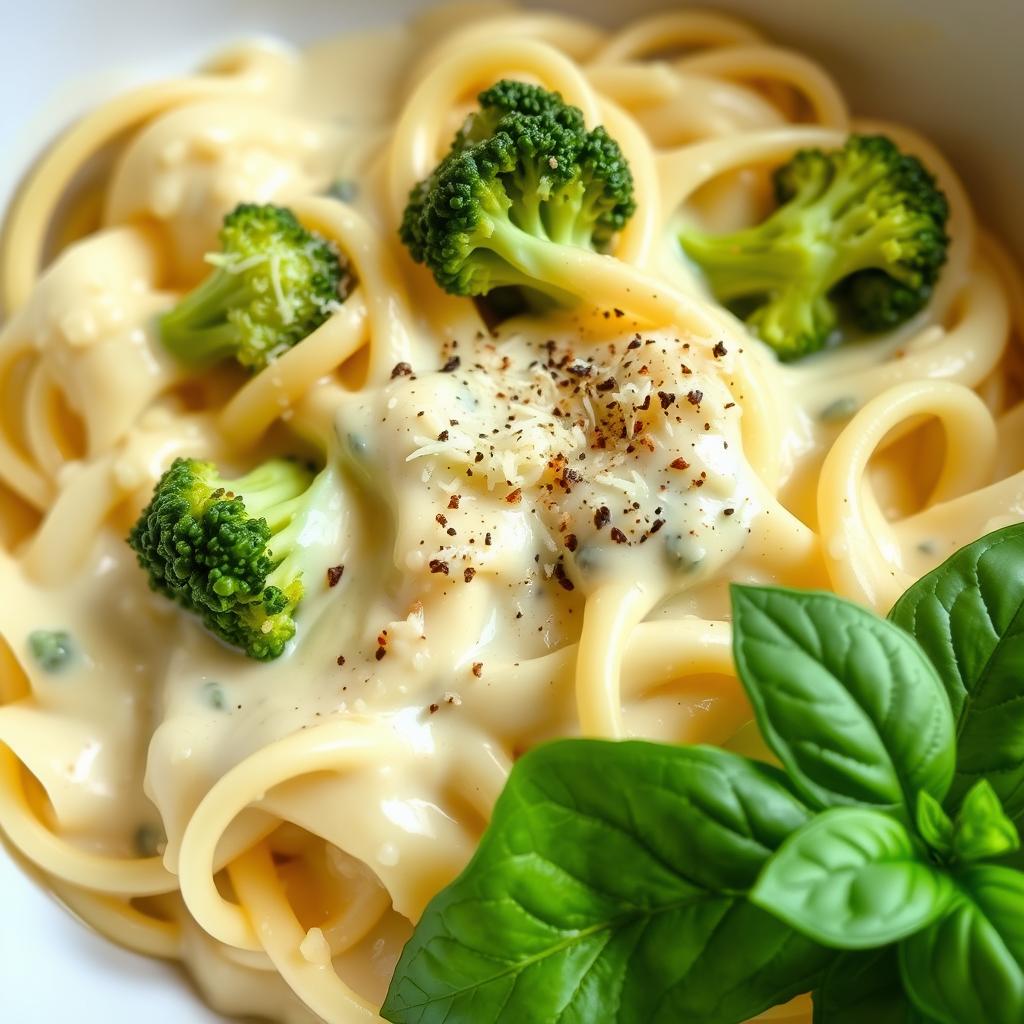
[594,506,611,529]
[724,507,736,516]
[687,390,703,406]
[448,494,460,509]
[436,513,447,526]
[724,402,736,409]
[375,647,386,661]
[429,559,449,575]
[565,533,578,552]
[429,703,440,714]
[326,565,344,587]
[474,451,484,463]
[610,527,627,544]
[670,457,690,470]
[485,532,492,546]
[567,361,593,377]
[596,377,616,392]
[464,567,476,583]
[713,341,728,358]
[613,308,624,318]
[441,355,460,372]
[650,518,665,534]
[472,662,483,677]
[658,391,676,410]
[506,488,522,504]
[390,362,413,378]
[553,561,575,591]
[336,654,346,666]
[447,527,457,536]
[437,429,449,442]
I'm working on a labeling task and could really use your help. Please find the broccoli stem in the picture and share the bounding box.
[541,183,586,247]
[159,266,256,365]
[264,466,336,583]
[482,216,714,332]
[681,210,836,297]
[506,164,549,239]
[221,460,316,532]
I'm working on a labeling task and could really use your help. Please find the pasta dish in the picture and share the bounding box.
[1,5,1021,1023]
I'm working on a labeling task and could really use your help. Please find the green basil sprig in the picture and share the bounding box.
[890,524,1024,820]
[382,742,831,1023]
[382,524,1024,1024]
[731,586,954,818]
[900,865,1024,1024]
[813,949,936,1023]
[750,807,957,948]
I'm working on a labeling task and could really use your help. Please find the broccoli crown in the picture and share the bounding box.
[679,134,950,361]
[456,80,585,148]
[128,456,322,660]
[159,203,347,372]
[400,80,635,300]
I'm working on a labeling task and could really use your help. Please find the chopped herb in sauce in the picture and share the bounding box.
[27,630,75,673]
[201,681,228,710]
[326,178,358,202]
[134,822,167,858]
[818,395,859,422]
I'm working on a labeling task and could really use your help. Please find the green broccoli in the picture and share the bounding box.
[454,79,584,149]
[400,80,635,301]
[678,135,950,360]
[159,204,347,372]
[128,456,336,660]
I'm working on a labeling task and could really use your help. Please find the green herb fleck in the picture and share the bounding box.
[327,179,359,202]
[28,630,75,672]
[201,681,228,710]
[818,396,859,422]
[134,822,166,857]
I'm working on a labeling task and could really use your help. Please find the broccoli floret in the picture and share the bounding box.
[400,80,635,301]
[678,135,950,360]
[128,457,335,660]
[159,204,347,372]
[455,80,584,149]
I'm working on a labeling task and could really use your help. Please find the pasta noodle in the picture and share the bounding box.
[0,5,1019,1023]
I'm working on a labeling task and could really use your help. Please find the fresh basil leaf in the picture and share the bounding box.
[813,949,936,1023]
[731,585,955,815]
[899,865,1024,1024]
[382,740,833,1024]
[751,808,956,948]
[889,523,1024,818]
[916,791,954,857]
[952,780,1020,862]
[996,844,1024,871]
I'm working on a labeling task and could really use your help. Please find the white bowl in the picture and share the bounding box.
[2,1,1021,1020]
